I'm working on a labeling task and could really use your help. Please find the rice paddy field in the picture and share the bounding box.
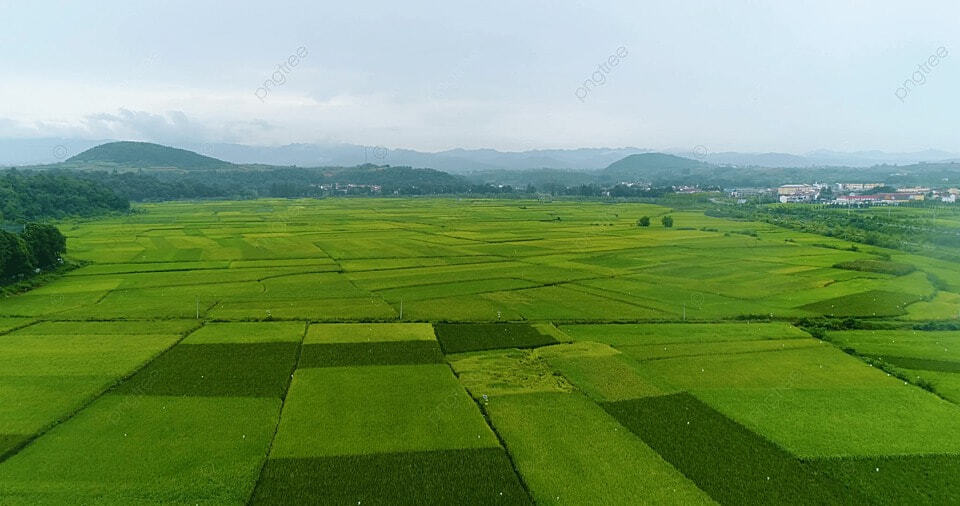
[1,198,959,504]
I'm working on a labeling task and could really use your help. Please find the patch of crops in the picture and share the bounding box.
[0,376,112,437]
[270,365,499,458]
[826,330,960,363]
[0,318,32,334]
[0,395,280,503]
[619,338,820,361]
[251,448,531,505]
[0,435,24,459]
[833,259,916,276]
[183,321,306,344]
[559,322,810,345]
[696,387,960,457]
[448,349,575,398]
[866,355,960,373]
[601,393,863,505]
[487,392,711,504]
[297,341,444,367]
[15,320,197,336]
[813,454,960,505]
[304,323,436,343]
[434,323,557,353]
[536,342,665,401]
[115,343,299,397]
[799,290,922,317]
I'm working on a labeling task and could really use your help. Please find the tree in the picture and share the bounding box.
[0,231,35,279]
[637,216,651,227]
[662,215,674,228]
[22,223,66,268]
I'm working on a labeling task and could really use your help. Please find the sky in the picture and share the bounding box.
[0,0,958,153]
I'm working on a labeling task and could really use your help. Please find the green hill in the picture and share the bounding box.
[67,142,234,170]
[599,153,710,182]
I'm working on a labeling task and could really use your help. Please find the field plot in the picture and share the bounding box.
[0,395,281,504]
[0,321,196,459]
[256,362,528,504]
[299,323,443,367]
[1,198,958,503]
[486,392,713,505]
[435,323,559,353]
[4,198,941,323]
[0,321,304,503]
[828,329,960,403]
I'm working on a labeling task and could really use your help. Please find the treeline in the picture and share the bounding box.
[66,167,688,201]
[706,204,960,261]
[0,170,130,222]
[70,165,469,200]
[0,223,66,282]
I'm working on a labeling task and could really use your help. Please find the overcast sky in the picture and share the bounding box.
[0,0,957,153]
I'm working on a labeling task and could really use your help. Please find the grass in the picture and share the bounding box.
[0,318,32,334]
[251,448,531,505]
[0,325,186,439]
[14,320,198,336]
[813,454,960,505]
[799,290,922,317]
[558,322,810,345]
[696,387,960,457]
[4,199,960,502]
[0,436,24,458]
[297,341,444,367]
[115,343,300,398]
[826,329,960,363]
[269,365,500,458]
[183,321,306,344]
[304,323,437,343]
[618,338,821,361]
[0,395,281,504]
[833,259,916,276]
[537,342,665,401]
[627,345,885,390]
[864,355,960,372]
[434,323,558,353]
[0,376,111,436]
[602,393,864,505]
[904,291,960,320]
[487,392,711,505]
[447,349,575,398]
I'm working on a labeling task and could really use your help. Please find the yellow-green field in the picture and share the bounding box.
[1,198,959,504]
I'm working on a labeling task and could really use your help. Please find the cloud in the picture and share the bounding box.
[0,109,275,146]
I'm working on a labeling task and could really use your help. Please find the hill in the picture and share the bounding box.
[67,141,234,170]
[599,153,710,182]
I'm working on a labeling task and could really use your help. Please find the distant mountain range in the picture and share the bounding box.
[8,141,960,190]
[2,137,958,170]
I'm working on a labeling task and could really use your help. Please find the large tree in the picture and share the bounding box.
[22,223,66,268]
[0,231,35,279]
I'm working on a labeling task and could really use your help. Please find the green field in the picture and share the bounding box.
[1,198,958,503]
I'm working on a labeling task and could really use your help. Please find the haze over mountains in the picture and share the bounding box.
[9,141,958,192]
[2,137,959,171]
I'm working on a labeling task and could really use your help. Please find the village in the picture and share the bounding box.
[773,182,959,205]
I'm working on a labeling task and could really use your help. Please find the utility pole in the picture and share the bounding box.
[399,298,403,320]
[195,296,199,320]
